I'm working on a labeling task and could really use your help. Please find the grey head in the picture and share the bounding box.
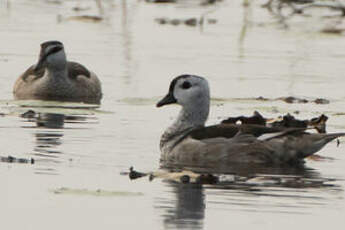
[157,74,210,108]
[34,40,67,72]
[157,74,211,130]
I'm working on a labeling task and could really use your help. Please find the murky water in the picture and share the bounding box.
[1,0,345,229]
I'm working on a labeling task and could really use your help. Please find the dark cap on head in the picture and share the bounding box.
[156,74,192,107]
[40,40,63,50]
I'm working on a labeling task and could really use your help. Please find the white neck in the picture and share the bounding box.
[173,101,209,131]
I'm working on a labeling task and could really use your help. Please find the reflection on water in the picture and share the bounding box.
[165,159,335,179]
[19,111,98,175]
[158,183,205,230]
[36,113,65,129]
[34,130,63,163]
[153,163,342,229]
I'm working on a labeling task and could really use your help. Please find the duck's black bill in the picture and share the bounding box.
[156,93,177,107]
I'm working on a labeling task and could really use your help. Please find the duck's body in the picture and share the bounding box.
[157,75,344,167]
[13,41,102,104]
[161,125,342,166]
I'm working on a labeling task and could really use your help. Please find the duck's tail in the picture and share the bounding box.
[296,132,345,159]
[266,132,345,164]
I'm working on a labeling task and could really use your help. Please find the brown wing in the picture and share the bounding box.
[67,62,91,79]
[20,65,45,82]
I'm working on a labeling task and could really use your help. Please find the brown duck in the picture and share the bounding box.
[13,41,102,104]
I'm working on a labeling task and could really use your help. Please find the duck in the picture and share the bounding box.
[156,74,345,168]
[13,41,102,104]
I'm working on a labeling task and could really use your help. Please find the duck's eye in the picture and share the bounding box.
[181,81,191,89]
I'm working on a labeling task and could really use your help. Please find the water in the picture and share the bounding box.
[1,0,345,229]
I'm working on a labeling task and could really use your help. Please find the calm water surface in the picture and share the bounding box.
[1,0,345,229]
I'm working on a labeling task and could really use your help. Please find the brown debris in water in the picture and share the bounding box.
[145,0,177,3]
[0,155,35,164]
[21,110,36,119]
[280,96,308,104]
[67,15,103,22]
[314,98,330,104]
[129,166,148,180]
[126,167,220,184]
[321,27,345,34]
[125,166,337,189]
[146,0,221,5]
[72,6,92,12]
[155,17,217,26]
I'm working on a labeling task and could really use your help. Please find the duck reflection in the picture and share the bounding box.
[160,183,205,230]
[36,113,65,129]
[32,113,65,160]
[154,163,342,229]
[20,111,96,174]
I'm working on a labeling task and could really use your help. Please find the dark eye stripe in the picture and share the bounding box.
[182,81,191,89]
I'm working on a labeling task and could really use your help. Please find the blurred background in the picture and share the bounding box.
[1,0,345,229]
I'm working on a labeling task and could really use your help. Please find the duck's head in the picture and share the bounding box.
[157,74,210,108]
[34,40,66,71]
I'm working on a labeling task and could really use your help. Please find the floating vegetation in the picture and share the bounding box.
[126,167,339,189]
[210,96,330,105]
[51,187,144,197]
[127,167,219,184]
[0,155,35,164]
[256,96,330,104]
